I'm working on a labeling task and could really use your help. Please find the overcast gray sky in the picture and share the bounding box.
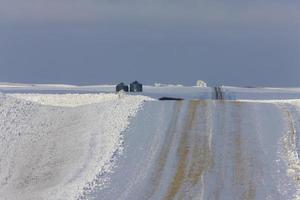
[0,0,299,86]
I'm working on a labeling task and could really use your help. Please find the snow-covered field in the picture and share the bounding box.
[0,83,300,200]
[0,92,152,200]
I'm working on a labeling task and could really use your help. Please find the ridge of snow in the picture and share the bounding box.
[7,93,154,107]
[0,93,154,200]
[277,102,300,200]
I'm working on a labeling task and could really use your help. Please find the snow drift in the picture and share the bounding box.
[0,93,152,200]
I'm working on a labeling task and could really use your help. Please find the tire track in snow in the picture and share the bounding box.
[186,101,212,188]
[163,101,213,200]
[231,102,256,200]
[209,101,264,200]
[209,100,225,200]
[163,101,198,200]
[144,101,183,199]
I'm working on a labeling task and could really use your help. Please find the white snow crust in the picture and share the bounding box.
[7,93,129,107]
[0,93,153,200]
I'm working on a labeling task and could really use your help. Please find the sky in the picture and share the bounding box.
[0,0,299,87]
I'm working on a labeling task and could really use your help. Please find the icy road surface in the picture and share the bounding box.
[86,100,300,200]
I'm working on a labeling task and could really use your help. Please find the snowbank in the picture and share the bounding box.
[276,101,300,200]
[241,99,300,199]
[0,93,153,200]
[7,93,131,107]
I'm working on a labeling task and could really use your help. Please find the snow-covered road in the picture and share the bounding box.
[87,100,300,200]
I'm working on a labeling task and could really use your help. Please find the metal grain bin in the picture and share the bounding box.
[130,81,143,92]
[116,82,129,92]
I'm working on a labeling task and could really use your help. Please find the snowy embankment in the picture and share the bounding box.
[0,93,153,200]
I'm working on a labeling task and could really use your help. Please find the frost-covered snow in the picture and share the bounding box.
[222,86,300,100]
[7,93,131,107]
[0,93,153,200]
